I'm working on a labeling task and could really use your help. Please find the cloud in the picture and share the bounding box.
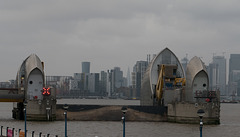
[0,0,240,81]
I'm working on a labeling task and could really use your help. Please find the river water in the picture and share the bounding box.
[0,99,240,137]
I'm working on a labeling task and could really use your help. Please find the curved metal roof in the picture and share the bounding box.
[149,48,185,94]
[141,48,185,105]
[25,54,44,78]
[186,56,208,88]
[16,54,44,88]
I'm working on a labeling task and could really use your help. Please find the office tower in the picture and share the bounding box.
[208,56,226,95]
[106,67,124,97]
[181,54,189,74]
[127,67,131,87]
[87,73,100,94]
[132,61,148,98]
[82,62,90,73]
[100,71,107,96]
[113,67,124,88]
[229,54,240,96]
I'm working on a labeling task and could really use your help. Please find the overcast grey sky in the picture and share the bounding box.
[1,0,240,81]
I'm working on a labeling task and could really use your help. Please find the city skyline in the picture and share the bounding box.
[0,50,239,82]
[1,1,240,81]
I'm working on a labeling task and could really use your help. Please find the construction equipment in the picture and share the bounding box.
[155,64,186,105]
[156,65,165,101]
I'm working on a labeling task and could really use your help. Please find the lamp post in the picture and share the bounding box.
[121,106,127,137]
[197,109,205,137]
[63,104,69,137]
[23,100,28,137]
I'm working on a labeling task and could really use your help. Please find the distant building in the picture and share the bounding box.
[208,56,226,95]
[46,76,73,95]
[106,67,124,97]
[106,70,113,97]
[127,67,131,87]
[69,73,84,91]
[100,71,108,96]
[86,73,100,94]
[82,62,90,73]
[132,61,148,98]
[228,54,240,96]
[181,55,189,74]
[69,72,101,96]
[0,80,15,88]
[114,67,124,88]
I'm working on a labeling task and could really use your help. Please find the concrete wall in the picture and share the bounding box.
[26,98,56,121]
[168,102,220,124]
[140,68,154,106]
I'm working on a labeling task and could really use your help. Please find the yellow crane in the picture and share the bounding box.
[156,65,165,101]
[155,64,186,105]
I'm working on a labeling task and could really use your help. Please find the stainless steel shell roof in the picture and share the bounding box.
[16,54,44,88]
[140,48,185,105]
[149,48,185,94]
[186,56,208,88]
[24,54,44,78]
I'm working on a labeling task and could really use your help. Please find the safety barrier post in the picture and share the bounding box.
[1,126,2,136]
[12,128,15,137]
[19,129,21,135]
[6,127,8,136]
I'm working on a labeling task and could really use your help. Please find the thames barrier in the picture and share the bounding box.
[0,48,219,125]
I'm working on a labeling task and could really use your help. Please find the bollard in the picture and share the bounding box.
[18,129,21,135]
[13,128,15,137]
[6,127,8,136]
[1,126,2,136]
[55,135,58,137]
[47,134,50,137]
[32,131,35,137]
[19,129,21,135]
[39,132,42,137]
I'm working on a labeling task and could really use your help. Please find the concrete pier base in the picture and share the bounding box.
[168,102,220,124]
[56,105,167,122]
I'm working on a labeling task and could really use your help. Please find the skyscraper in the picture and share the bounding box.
[132,61,148,98]
[106,67,124,97]
[82,62,90,73]
[228,54,240,96]
[208,56,226,95]
[181,55,189,74]
[87,73,99,94]
[100,71,107,96]
[127,67,131,87]
[229,54,240,82]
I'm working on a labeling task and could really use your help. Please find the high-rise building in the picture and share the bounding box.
[127,67,131,87]
[87,73,100,94]
[106,67,124,97]
[229,54,240,82]
[229,54,240,96]
[46,76,72,95]
[106,70,113,97]
[82,62,90,73]
[181,55,189,74]
[208,56,226,95]
[114,67,123,88]
[100,71,108,96]
[69,73,85,91]
[132,61,148,98]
